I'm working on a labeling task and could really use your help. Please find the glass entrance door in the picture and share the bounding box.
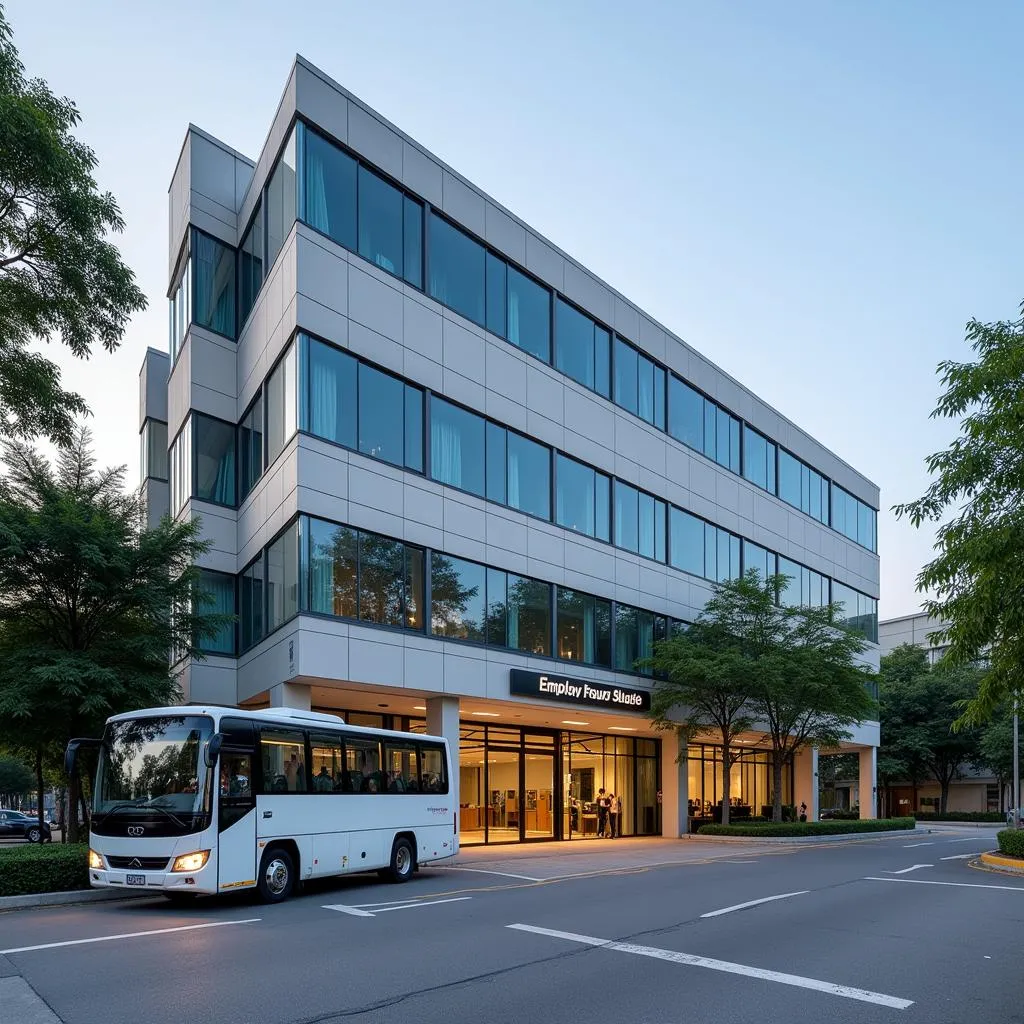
[487,747,521,843]
[524,749,555,840]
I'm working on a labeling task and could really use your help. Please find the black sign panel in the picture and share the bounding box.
[509,669,651,712]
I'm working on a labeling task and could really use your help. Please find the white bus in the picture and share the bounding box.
[65,706,457,903]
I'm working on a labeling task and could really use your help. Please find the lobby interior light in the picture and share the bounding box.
[562,720,589,726]
[413,705,426,711]
[471,711,500,717]
[609,726,637,732]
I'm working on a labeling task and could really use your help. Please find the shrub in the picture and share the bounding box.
[820,809,860,820]
[997,829,1024,859]
[915,811,1006,823]
[696,817,916,838]
[0,843,89,897]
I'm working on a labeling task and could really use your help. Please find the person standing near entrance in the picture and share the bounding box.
[609,793,620,838]
[597,788,609,838]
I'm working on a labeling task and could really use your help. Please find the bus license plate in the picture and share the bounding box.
[126,874,146,886]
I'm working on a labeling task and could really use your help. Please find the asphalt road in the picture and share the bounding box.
[0,828,1019,1024]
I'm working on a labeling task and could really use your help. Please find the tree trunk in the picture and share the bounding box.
[772,751,784,822]
[35,746,45,840]
[68,770,81,844]
[79,785,90,836]
[939,778,950,815]
[720,737,731,826]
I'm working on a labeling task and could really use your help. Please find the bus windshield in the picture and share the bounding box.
[92,716,214,832]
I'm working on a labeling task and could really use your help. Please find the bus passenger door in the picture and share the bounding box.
[217,748,257,892]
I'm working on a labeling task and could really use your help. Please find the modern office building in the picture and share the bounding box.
[139,56,881,842]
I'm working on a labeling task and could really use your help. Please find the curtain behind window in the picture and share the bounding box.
[431,420,463,489]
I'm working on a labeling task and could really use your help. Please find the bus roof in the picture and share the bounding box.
[105,706,447,744]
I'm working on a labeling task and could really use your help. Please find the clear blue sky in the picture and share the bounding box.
[8,0,1024,619]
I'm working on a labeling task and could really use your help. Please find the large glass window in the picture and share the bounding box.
[428,214,485,325]
[238,200,263,327]
[193,414,236,506]
[614,605,664,674]
[305,518,357,618]
[777,557,829,609]
[403,196,423,288]
[507,432,550,519]
[743,540,776,585]
[486,253,506,337]
[506,267,550,363]
[742,425,776,494]
[358,165,403,277]
[168,250,190,363]
[240,556,264,652]
[555,299,610,397]
[358,362,404,467]
[614,482,665,560]
[555,454,610,541]
[169,423,191,516]
[705,524,740,583]
[613,337,638,416]
[557,588,611,666]
[304,336,356,448]
[267,522,298,631]
[197,569,235,655]
[668,376,703,452]
[779,450,828,525]
[832,483,877,551]
[358,533,405,627]
[485,568,508,647]
[238,395,263,502]
[191,230,236,339]
[832,581,878,643]
[141,419,168,482]
[506,575,551,655]
[430,553,486,642]
[266,128,297,272]
[615,339,665,428]
[430,397,485,496]
[302,128,357,250]
[266,342,297,466]
[669,507,704,577]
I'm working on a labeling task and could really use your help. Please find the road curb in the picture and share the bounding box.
[0,888,149,912]
[682,829,927,844]
[978,851,1024,875]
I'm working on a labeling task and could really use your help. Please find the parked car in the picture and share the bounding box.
[0,809,52,843]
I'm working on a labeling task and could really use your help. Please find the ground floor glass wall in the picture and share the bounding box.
[686,745,792,822]
[460,725,660,845]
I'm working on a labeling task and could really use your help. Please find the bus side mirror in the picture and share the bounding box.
[205,733,225,768]
[65,738,103,778]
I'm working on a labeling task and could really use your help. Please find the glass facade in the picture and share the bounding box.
[555,298,610,397]
[459,724,660,845]
[687,744,792,823]
[193,414,236,507]
[191,230,236,339]
[140,419,168,482]
[197,569,236,655]
[555,454,610,541]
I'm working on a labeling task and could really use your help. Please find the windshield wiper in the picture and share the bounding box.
[97,802,191,830]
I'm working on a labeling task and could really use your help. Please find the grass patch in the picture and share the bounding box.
[0,843,89,897]
[696,817,916,837]
[996,829,1024,859]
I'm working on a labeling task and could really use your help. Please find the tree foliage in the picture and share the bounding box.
[647,571,874,824]
[893,303,1024,726]
[0,6,145,446]
[0,753,33,803]
[877,644,983,813]
[0,430,228,838]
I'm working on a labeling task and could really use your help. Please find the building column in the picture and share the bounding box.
[661,730,689,838]
[793,746,819,822]
[269,682,311,710]
[859,746,878,819]
[427,696,460,832]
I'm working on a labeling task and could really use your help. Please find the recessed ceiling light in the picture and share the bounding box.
[562,720,589,726]
[413,705,426,711]
[471,711,500,717]
[609,726,637,732]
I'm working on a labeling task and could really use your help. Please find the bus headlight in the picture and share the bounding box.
[88,849,104,869]
[171,851,210,873]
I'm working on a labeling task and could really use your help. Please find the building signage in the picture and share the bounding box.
[509,669,651,712]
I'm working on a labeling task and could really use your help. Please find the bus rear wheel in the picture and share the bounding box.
[258,846,295,903]
[384,837,415,883]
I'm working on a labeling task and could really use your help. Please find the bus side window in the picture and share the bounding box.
[383,743,419,793]
[419,744,448,794]
[345,736,382,793]
[220,753,252,798]
[259,729,308,793]
[310,735,344,793]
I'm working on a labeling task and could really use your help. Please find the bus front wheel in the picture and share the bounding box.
[383,837,415,883]
[258,846,295,903]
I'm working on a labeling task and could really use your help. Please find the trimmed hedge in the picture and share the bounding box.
[916,811,1006,823]
[997,829,1024,859]
[697,816,916,838]
[0,843,89,897]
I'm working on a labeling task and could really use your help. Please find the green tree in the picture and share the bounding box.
[894,302,1024,726]
[647,572,875,825]
[976,707,1016,811]
[0,430,229,841]
[0,7,145,446]
[877,644,983,814]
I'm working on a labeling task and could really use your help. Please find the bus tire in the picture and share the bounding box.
[258,846,295,903]
[385,837,415,883]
